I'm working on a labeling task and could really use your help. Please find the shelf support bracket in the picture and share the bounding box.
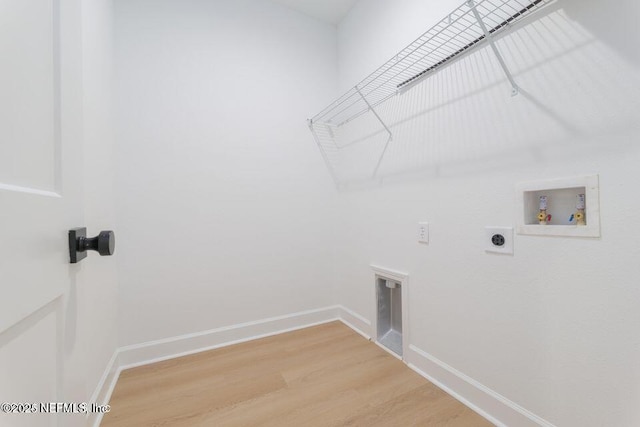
[308,119,340,186]
[467,0,519,96]
[355,86,393,177]
[355,87,393,139]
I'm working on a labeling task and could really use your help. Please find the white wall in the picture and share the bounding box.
[114,0,338,346]
[335,0,640,426]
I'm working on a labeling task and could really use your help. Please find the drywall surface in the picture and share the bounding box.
[114,0,338,346]
[335,0,640,425]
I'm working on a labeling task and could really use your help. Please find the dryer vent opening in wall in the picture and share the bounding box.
[376,278,403,356]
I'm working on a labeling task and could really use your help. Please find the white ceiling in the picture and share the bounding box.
[269,0,358,26]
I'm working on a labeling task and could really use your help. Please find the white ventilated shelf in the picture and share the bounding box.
[308,0,553,185]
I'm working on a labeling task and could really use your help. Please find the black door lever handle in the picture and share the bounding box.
[69,228,115,263]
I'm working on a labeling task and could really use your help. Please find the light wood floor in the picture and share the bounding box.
[102,322,492,426]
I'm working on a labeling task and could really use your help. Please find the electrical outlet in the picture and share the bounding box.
[485,226,513,255]
[418,222,429,244]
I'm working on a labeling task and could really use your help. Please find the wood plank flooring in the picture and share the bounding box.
[101,322,492,426]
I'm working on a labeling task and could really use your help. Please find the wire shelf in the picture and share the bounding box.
[308,0,553,185]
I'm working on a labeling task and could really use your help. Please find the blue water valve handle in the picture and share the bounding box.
[569,214,574,222]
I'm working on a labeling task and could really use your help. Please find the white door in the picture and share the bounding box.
[0,0,84,426]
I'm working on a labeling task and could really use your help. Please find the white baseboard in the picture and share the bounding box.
[406,344,556,427]
[88,304,553,427]
[118,306,341,369]
[337,305,372,339]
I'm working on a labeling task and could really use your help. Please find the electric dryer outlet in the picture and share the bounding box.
[485,226,514,255]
